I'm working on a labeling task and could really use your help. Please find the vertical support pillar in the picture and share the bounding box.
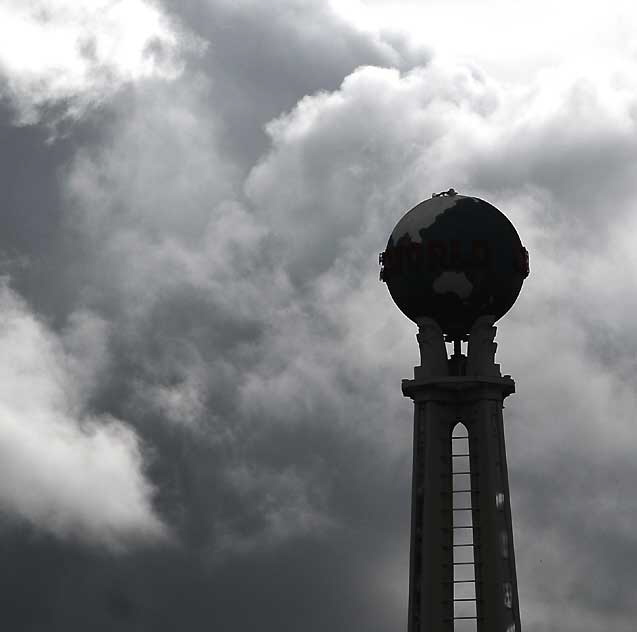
[407,397,455,632]
[470,393,521,632]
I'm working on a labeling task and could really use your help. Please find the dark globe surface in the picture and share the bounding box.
[380,192,529,337]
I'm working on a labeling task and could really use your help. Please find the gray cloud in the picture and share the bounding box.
[160,0,431,165]
[0,0,636,630]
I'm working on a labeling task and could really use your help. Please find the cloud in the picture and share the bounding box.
[62,31,637,563]
[213,463,335,555]
[0,0,203,125]
[160,0,431,166]
[57,55,411,564]
[238,55,637,629]
[246,63,499,280]
[0,281,166,549]
[2,0,637,629]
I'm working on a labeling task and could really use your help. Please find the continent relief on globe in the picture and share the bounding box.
[380,194,529,337]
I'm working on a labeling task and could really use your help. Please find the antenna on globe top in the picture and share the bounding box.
[379,191,529,632]
[431,188,458,198]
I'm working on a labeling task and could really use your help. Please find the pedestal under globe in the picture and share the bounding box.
[379,190,529,338]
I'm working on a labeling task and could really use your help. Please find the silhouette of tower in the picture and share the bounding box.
[380,190,529,632]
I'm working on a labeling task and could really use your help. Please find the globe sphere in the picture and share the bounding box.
[380,191,529,337]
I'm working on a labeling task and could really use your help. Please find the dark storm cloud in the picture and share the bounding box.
[0,1,425,630]
[1,0,637,631]
[161,0,431,165]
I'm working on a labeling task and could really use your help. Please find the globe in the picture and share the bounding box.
[380,190,529,338]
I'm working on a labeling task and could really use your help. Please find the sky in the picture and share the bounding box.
[0,0,637,630]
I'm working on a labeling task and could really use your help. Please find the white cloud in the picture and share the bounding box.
[0,0,203,124]
[0,281,167,549]
[331,0,637,82]
[246,63,499,280]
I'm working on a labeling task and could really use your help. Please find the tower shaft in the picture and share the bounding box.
[403,317,521,632]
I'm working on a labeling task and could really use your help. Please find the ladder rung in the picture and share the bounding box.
[447,598,479,602]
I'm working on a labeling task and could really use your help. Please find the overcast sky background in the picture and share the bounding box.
[1,1,637,630]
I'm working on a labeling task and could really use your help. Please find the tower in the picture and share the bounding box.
[379,190,529,632]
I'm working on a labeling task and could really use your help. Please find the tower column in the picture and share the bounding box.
[402,317,522,632]
[406,395,456,632]
[469,392,521,632]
